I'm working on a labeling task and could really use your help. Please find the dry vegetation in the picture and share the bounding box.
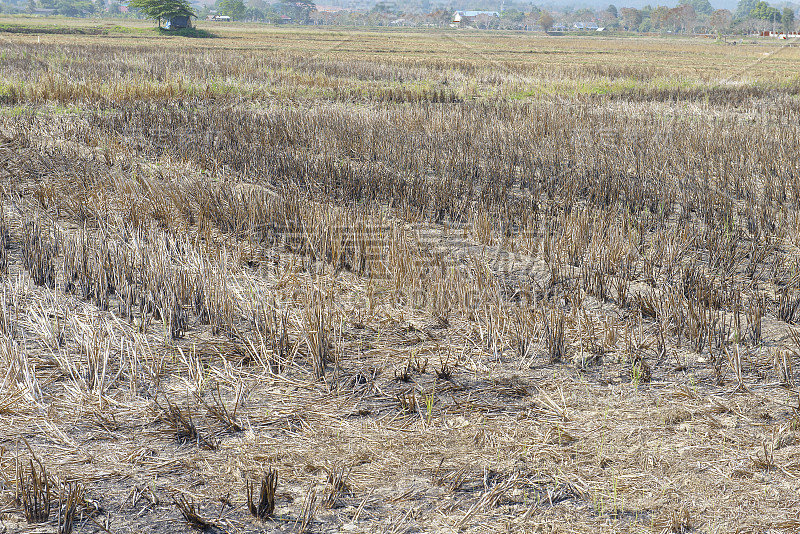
[1,22,800,533]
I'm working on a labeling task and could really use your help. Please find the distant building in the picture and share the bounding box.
[453,10,499,26]
[760,31,800,38]
[207,14,231,21]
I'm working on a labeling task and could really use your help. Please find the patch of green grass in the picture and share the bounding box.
[0,83,22,105]
[106,24,148,34]
[573,78,642,96]
[154,26,217,38]
[0,102,90,116]
[0,23,105,35]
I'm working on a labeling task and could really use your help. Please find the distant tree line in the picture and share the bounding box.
[3,0,797,36]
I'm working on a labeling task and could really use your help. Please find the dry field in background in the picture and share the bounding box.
[1,22,800,533]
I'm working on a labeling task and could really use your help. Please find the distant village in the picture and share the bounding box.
[5,0,798,36]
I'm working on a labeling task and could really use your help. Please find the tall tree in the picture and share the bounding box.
[57,0,94,16]
[782,6,794,33]
[679,0,712,16]
[709,8,733,32]
[649,5,670,29]
[538,10,554,32]
[501,8,524,24]
[620,7,642,30]
[128,0,194,27]
[279,0,314,23]
[667,4,695,32]
[734,0,758,19]
[218,0,244,20]
[750,1,781,22]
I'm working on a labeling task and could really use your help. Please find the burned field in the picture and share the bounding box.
[2,26,800,533]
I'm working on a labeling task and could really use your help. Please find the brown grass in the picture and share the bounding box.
[0,22,800,534]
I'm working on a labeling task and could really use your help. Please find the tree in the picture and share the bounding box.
[750,1,780,22]
[57,0,94,15]
[538,10,554,32]
[572,7,595,22]
[620,7,642,30]
[474,13,499,29]
[429,9,451,27]
[782,6,794,33]
[500,8,524,24]
[679,0,712,16]
[709,8,732,32]
[597,9,616,26]
[668,4,696,32]
[523,13,539,30]
[218,0,244,20]
[734,0,758,19]
[309,9,332,24]
[649,5,670,29]
[370,1,394,14]
[128,0,195,27]
[279,0,314,23]
[606,4,617,18]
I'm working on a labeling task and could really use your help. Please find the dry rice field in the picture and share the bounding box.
[1,21,800,533]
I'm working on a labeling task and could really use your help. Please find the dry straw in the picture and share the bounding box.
[1,28,800,533]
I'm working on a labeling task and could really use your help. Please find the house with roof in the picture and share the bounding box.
[453,10,499,26]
